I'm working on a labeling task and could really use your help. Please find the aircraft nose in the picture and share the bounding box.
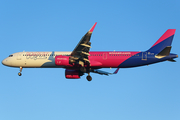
[2,58,9,66]
[2,59,6,65]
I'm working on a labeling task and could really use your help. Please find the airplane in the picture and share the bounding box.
[2,22,178,81]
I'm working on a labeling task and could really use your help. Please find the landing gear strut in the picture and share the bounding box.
[86,73,92,81]
[18,67,23,76]
[80,66,86,73]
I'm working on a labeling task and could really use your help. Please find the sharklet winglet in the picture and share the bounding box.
[89,22,97,33]
[113,68,120,74]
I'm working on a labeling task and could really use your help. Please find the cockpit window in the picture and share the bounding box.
[9,55,13,57]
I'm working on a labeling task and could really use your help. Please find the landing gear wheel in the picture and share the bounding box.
[80,67,86,73]
[18,67,23,76]
[18,72,22,76]
[86,75,92,81]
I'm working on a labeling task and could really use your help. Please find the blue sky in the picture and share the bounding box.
[0,0,180,120]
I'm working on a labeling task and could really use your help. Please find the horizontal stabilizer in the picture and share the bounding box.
[157,46,171,56]
[155,46,171,59]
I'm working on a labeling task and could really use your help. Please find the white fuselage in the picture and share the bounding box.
[2,51,71,68]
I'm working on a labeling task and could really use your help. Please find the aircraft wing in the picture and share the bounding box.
[91,68,120,76]
[70,22,97,64]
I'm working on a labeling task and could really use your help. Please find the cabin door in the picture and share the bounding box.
[103,53,107,60]
[142,52,147,60]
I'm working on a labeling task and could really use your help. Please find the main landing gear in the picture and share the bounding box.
[80,67,92,81]
[18,67,23,76]
[86,73,92,81]
[80,66,92,81]
[80,66,86,73]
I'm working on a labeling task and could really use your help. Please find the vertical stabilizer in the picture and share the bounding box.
[147,29,176,53]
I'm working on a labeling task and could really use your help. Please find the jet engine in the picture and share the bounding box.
[65,69,81,79]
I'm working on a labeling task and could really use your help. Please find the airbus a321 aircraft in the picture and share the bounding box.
[2,22,178,81]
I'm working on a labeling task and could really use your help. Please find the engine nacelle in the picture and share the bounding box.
[55,55,71,66]
[65,69,80,79]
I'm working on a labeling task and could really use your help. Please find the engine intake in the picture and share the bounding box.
[65,69,80,79]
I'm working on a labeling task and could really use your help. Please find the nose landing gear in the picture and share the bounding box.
[18,67,23,76]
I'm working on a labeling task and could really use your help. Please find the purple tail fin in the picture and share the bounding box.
[147,29,176,53]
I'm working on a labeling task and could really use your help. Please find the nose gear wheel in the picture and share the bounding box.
[18,67,23,76]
